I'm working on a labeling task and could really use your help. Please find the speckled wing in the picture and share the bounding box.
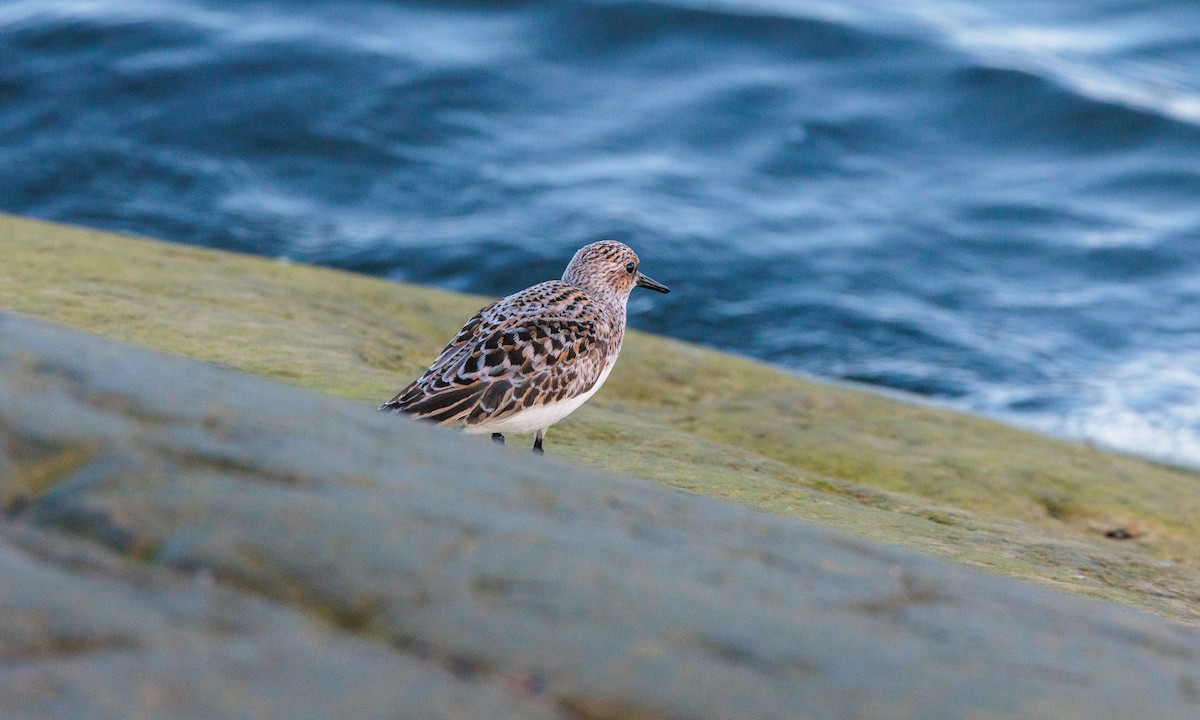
[380,281,616,427]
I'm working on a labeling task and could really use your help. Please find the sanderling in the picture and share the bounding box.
[380,240,669,454]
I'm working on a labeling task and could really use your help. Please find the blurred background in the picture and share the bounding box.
[2,0,1198,466]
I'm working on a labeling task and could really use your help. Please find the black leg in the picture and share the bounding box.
[532,430,544,455]
[492,433,505,446]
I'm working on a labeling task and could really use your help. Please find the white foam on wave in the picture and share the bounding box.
[18,0,1199,127]
[1070,351,1200,467]
[664,0,1200,127]
[0,0,229,31]
[0,0,521,66]
[905,1,1200,126]
[988,349,1200,468]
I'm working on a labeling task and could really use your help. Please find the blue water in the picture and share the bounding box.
[4,0,1200,466]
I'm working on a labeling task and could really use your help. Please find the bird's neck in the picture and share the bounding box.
[575,287,627,347]
[562,276,628,316]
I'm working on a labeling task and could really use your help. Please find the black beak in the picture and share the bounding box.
[635,272,670,294]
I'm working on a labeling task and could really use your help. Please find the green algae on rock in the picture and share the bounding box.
[3,212,1200,623]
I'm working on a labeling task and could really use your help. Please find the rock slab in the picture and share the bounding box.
[1,312,1199,720]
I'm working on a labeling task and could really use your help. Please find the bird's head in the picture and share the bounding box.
[561,240,670,302]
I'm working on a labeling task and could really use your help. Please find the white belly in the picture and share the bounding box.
[463,362,615,436]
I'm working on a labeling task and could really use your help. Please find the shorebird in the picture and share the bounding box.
[380,240,669,453]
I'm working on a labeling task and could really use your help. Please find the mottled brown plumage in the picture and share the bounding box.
[380,241,669,453]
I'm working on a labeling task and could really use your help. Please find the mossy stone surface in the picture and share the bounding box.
[4,213,1200,624]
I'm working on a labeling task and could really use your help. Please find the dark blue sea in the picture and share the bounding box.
[3,0,1199,466]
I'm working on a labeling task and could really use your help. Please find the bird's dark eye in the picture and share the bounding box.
[625,262,636,274]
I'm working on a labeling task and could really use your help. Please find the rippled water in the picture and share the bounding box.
[3,0,1200,465]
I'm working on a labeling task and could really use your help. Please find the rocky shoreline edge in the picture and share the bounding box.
[2,312,1199,718]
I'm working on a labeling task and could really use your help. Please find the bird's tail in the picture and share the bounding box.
[379,381,484,426]
[379,382,421,413]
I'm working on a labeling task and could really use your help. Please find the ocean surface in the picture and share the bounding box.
[3,0,1199,466]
